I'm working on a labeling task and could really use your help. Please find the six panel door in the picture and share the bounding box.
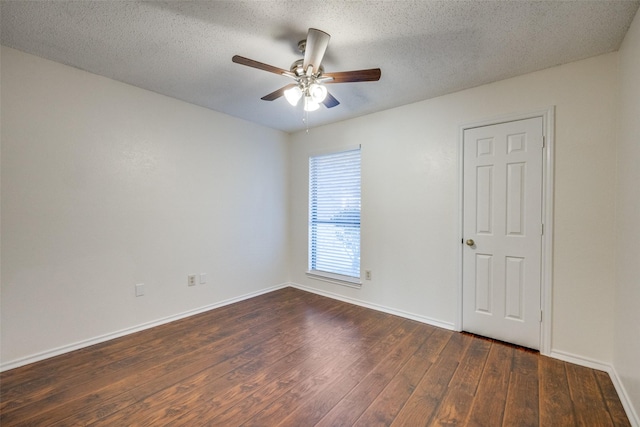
[462,117,543,350]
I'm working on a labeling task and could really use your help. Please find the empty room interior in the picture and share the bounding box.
[1,1,640,425]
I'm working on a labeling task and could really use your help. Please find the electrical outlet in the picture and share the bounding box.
[135,283,145,297]
[365,270,372,280]
[188,275,196,286]
[200,273,207,284]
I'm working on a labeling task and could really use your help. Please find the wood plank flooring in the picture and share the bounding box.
[0,287,630,426]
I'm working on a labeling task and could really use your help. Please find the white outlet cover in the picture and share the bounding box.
[135,283,145,297]
[200,273,207,284]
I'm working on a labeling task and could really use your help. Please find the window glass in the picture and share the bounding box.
[309,148,361,280]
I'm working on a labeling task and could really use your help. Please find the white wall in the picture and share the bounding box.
[0,47,290,366]
[290,53,618,364]
[615,7,640,422]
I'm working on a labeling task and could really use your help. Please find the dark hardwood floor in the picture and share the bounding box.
[0,287,630,426]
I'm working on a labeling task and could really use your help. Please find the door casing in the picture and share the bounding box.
[456,107,555,356]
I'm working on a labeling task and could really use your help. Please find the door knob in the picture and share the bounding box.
[466,239,475,246]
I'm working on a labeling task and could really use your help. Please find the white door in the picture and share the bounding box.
[462,117,543,350]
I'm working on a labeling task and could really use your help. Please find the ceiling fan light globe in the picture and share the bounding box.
[284,86,303,106]
[309,83,328,103]
[304,97,320,112]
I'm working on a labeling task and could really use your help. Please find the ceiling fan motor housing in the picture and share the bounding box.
[290,59,324,77]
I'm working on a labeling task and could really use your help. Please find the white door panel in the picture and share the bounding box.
[462,117,543,350]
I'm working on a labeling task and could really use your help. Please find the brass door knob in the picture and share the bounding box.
[466,239,475,246]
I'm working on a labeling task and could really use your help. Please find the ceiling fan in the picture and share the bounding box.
[232,28,381,112]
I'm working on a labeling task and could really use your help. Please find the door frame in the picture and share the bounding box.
[456,107,555,356]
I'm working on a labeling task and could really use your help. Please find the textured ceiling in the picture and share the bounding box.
[1,1,639,133]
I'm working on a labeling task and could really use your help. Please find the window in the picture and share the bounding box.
[308,147,361,285]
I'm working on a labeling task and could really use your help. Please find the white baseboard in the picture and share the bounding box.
[550,349,639,427]
[287,282,456,331]
[608,367,640,427]
[549,349,613,372]
[0,283,289,372]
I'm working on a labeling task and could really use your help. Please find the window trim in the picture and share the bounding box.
[306,270,362,288]
[308,145,362,288]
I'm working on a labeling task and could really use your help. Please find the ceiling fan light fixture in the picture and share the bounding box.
[284,85,303,106]
[309,83,328,103]
[304,96,320,112]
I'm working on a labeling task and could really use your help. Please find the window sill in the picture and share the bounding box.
[306,270,362,289]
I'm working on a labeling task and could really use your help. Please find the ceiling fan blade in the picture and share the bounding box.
[322,92,340,108]
[261,84,297,101]
[232,55,295,78]
[324,68,381,83]
[303,28,330,74]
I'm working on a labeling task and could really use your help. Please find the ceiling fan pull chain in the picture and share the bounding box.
[303,111,309,133]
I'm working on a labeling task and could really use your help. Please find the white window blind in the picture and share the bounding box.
[309,148,361,280]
